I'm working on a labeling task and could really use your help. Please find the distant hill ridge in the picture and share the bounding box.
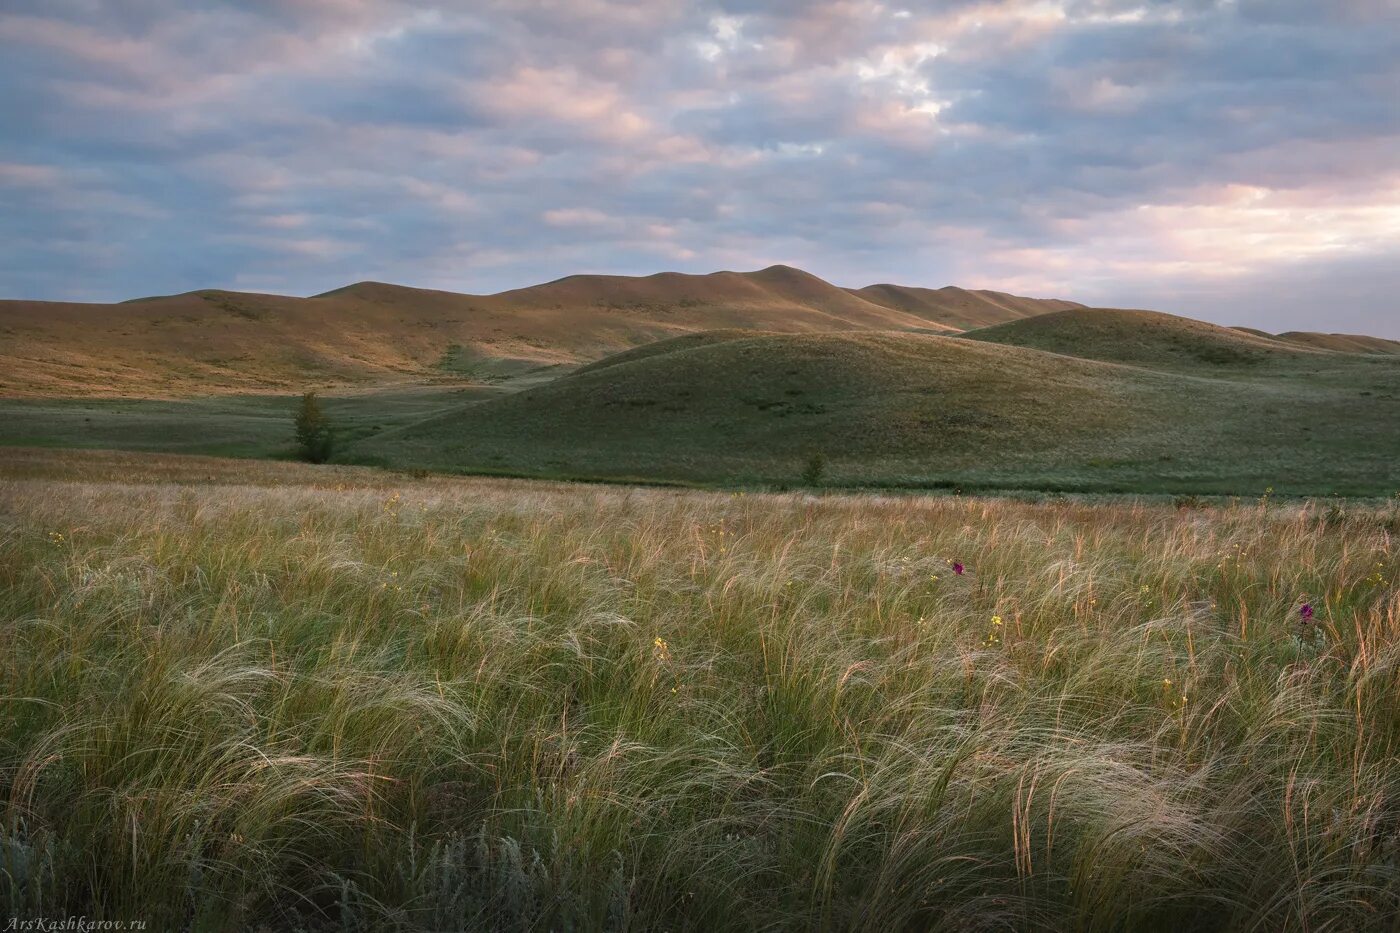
[845,283,1085,331]
[0,266,1078,397]
[963,308,1321,372]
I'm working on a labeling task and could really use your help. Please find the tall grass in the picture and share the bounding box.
[2,450,1399,930]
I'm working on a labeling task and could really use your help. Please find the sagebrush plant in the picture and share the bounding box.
[2,449,1400,931]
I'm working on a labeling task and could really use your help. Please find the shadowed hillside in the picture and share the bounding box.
[354,329,1400,495]
[571,329,769,375]
[961,308,1321,373]
[0,266,1075,398]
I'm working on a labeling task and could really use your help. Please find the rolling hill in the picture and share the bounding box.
[846,284,1085,330]
[0,266,1076,398]
[5,267,1398,495]
[959,308,1320,373]
[1275,332,1400,355]
[353,325,1400,495]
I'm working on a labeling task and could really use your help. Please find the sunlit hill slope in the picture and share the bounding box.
[0,266,1076,397]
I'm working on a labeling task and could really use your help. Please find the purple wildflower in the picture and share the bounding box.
[1300,603,1314,622]
[953,562,965,576]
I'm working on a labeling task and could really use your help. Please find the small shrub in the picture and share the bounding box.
[294,391,335,463]
[801,452,826,487]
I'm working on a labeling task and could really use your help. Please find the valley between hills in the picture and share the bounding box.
[2,265,1398,496]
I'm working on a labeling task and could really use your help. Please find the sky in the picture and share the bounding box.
[2,0,1399,337]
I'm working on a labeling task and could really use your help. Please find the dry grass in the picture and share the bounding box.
[0,266,1073,398]
[1276,332,1400,356]
[847,283,1083,331]
[2,449,1399,930]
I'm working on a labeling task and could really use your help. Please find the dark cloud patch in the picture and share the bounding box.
[0,0,1396,336]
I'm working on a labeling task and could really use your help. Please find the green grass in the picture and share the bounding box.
[570,329,766,375]
[435,344,568,383]
[961,308,1316,372]
[5,310,1398,497]
[354,329,1400,496]
[3,448,1400,930]
[0,386,501,459]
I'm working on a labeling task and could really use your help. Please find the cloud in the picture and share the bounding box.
[0,0,1397,336]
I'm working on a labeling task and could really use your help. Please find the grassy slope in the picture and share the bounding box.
[4,447,1400,930]
[5,286,1396,497]
[0,266,1076,398]
[571,328,770,375]
[961,307,1319,372]
[356,322,1400,495]
[0,386,497,458]
[1277,331,1400,355]
[360,332,1170,481]
[847,283,1085,330]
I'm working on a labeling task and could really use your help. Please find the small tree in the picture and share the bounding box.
[801,451,826,487]
[294,391,334,463]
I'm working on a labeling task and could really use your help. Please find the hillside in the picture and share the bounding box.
[960,307,1322,373]
[571,329,769,375]
[1275,332,1400,355]
[0,266,1075,398]
[847,283,1084,330]
[8,274,1399,496]
[353,329,1400,495]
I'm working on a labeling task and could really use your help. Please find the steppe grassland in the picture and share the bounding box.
[2,449,1400,930]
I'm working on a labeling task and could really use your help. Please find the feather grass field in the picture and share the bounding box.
[3,448,1400,930]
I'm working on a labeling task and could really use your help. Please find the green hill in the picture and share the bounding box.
[571,329,769,375]
[353,330,1400,495]
[960,308,1318,373]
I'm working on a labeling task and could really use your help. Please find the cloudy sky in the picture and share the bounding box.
[2,1,1398,336]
